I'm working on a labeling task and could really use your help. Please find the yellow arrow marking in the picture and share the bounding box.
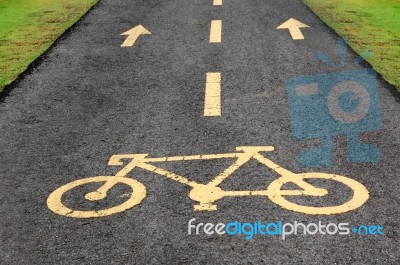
[121,25,151,47]
[213,0,222,6]
[276,18,309,40]
[210,20,222,43]
[204,72,221,116]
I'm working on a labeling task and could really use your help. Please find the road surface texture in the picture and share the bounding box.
[0,0,399,264]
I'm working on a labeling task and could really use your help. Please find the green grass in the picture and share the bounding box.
[0,0,98,92]
[303,0,400,91]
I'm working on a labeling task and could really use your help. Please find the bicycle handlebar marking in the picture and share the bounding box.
[47,146,369,218]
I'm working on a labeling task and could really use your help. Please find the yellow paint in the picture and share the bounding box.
[47,146,369,218]
[267,173,370,215]
[276,18,309,40]
[121,25,151,47]
[213,0,222,6]
[204,72,221,116]
[210,20,222,43]
[47,177,146,218]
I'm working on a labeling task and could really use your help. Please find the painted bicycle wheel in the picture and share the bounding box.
[267,173,369,215]
[47,176,146,218]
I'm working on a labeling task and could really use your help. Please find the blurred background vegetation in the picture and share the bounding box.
[303,0,400,91]
[0,0,98,92]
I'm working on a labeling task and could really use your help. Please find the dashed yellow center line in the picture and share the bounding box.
[204,72,221,116]
[210,20,222,43]
[213,0,222,6]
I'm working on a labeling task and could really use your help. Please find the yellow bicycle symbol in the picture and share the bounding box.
[47,146,369,218]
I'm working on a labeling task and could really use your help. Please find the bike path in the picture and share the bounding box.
[0,0,399,263]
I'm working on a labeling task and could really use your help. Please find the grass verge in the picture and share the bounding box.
[303,0,400,91]
[0,0,98,92]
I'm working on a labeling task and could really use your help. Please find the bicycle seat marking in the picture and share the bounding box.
[47,146,369,218]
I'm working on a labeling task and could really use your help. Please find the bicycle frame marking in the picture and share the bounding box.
[47,146,370,218]
[90,146,360,211]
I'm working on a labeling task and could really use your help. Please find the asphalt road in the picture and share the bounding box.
[0,0,399,264]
